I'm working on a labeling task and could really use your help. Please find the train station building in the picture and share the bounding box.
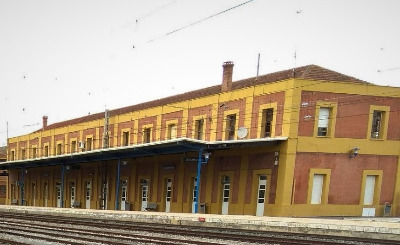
[1,62,400,217]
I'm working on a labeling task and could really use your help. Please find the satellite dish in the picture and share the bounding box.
[237,127,248,139]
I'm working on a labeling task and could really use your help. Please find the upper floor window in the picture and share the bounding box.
[168,124,177,140]
[194,119,204,140]
[32,147,37,159]
[10,150,15,161]
[56,143,62,155]
[143,128,151,143]
[368,105,389,140]
[371,110,384,139]
[86,138,93,151]
[71,141,77,153]
[123,131,129,146]
[225,114,236,140]
[314,102,337,138]
[44,145,49,157]
[261,108,274,137]
[21,149,26,160]
[317,107,330,136]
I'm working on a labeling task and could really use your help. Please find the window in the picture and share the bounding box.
[261,108,274,137]
[194,119,204,140]
[21,149,26,160]
[368,106,389,140]
[317,107,330,136]
[71,141,77,153]
[225,114,236,140]
[308,169,331,205]
[123,131,129,146]
[363,175,376,205]
[311,174,324,204]
[86,138,92,151]
[143,128,151,143]
[10,150,15,161]
[44,145,49,157]
[371,110,384,139]
[168,124,177,139]
[56,144,62,155]
[32,147,37,158]
[314,102,337,138]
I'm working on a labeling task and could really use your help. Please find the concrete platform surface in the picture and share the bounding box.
[0,205,399,241]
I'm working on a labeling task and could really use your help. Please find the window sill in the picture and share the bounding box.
[315,135,331,138]
[369,138,385,141]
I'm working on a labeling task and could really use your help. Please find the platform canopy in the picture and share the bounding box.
[0,137,287,170]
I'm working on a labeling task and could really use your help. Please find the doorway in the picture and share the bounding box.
[221,176,230,215]
[165,178,172,212]
[256,175,267,216]
[85,181,91,209]
[140,179,149,211]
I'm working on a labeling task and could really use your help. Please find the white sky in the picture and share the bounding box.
[1,0,399,146]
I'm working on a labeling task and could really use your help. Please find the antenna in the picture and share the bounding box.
[293,50,297,77]
[6,122,8,146]
[256,53,260,77]
[237,127,248,139]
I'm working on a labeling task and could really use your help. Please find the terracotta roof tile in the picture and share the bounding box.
[37,65,368,131]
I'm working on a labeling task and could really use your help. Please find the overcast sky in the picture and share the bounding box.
[1,0,399,146]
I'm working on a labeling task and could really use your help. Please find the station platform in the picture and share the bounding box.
[0,205,399,241]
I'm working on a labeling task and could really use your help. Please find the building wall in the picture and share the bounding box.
[5,76,400,217]
[0,175,7,205]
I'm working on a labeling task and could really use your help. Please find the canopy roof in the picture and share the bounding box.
[0,137,287,170]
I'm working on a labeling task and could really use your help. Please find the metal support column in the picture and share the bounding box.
[20,168,25,206]
[61,164,65,208]
[115,159,121,210]
[194,148,203,213]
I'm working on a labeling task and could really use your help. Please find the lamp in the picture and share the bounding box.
[274,151,279,166]
[349,147,360,158]
[204,152,211,161]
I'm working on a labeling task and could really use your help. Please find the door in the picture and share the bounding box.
[101,180,108,210]
[31,183,36,206]
[165,178,172,212]
[311,174,324,204]
[256,175,267,216]
[44,183,48,207]
[56,183,61,208]
[362,175,377,217]
[141,180,149,211]
[121,181,128,211]
[221,176,230,215]
[85,181,91,209]
[70,182,75,208]
[191,177,197,213]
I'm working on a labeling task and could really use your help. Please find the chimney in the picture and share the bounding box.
[42,116,48,130]
[221,61,234,92]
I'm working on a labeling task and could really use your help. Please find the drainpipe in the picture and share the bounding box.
[61,164,65,208]
[115,159,121,210]
[194,148,203,213]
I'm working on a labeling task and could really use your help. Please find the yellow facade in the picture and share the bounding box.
[3,64,400,217]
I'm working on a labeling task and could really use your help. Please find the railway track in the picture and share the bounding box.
[0,212,397,245]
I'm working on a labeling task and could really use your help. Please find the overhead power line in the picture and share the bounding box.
[136,0,180,23]
[147,0,256,43]
[377,67,400,73]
